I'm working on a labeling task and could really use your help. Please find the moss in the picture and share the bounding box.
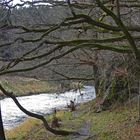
[106,76,131,104]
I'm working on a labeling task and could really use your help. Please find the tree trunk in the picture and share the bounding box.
[138,81,140,122]
[0,103,6,140]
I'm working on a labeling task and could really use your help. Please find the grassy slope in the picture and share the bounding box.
[6,100,140,140]
[0,76,57,96]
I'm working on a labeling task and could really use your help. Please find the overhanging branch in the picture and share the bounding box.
[0,84,79,136]
[0,43,133,75]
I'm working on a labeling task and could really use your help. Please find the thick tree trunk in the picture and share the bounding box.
[0,103,6,140]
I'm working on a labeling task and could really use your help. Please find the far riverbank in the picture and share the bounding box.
[0,76,58,98]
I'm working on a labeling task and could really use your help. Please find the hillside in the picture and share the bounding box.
[0,0,140,140]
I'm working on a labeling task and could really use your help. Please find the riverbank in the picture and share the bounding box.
[0,76,57,97]
[2,86,95,130]
[6,100,140,140]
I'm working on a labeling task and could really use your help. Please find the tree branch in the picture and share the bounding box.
[0,43,133,75]
[0,84,79,136]
[95,0,140,61]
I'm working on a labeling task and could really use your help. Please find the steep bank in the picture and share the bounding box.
[6,100,140,140]
[0,76,57,97]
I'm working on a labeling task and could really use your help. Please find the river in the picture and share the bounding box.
[1,86,95,130]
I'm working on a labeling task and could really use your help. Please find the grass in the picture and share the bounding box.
[6,118,41,140]
[6,100,140,140]
[0,76,57,96]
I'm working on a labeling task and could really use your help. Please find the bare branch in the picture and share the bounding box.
[0,84,80,136]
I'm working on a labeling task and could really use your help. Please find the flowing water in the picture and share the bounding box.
[1,86,95,130]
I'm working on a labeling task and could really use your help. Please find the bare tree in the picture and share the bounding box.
[0,0,140,139]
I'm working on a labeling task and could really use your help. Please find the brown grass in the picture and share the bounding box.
[0,76,57,96]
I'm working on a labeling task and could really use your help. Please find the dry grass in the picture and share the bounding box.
[0,76,57,96]
[6,118,40,140]
[6,101,140,140]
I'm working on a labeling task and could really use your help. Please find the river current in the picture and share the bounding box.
[1,86,95,130]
